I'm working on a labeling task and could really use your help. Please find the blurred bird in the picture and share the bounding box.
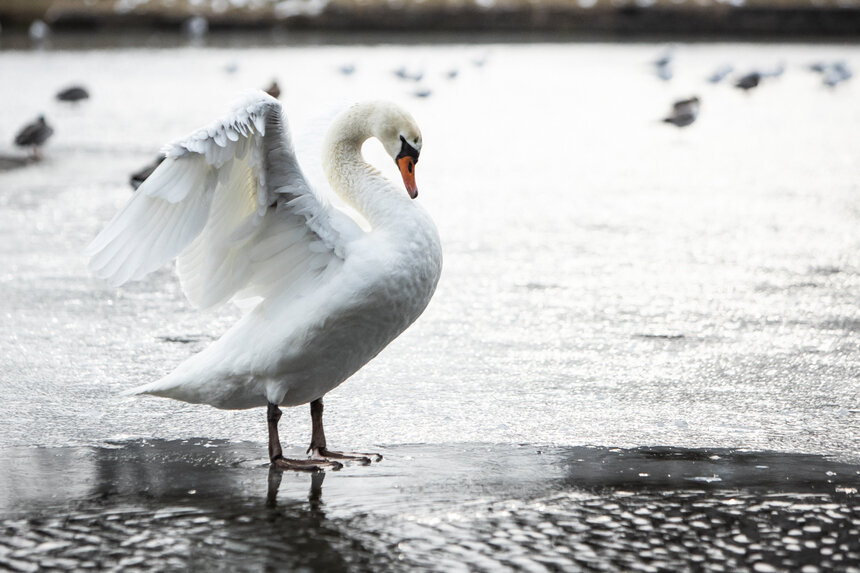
[338,63,356,76]
[28,19,50,42]
[810,60,853,88]
[183,16,208,39]
[652,46,675,81]
[56,85,90,102]
[446,68,459,80]
[264,80,281,99]
[14,115,54,159]
[129,155,166,190]
[394,66,423,82]
[472,54,488,68]
[656,64,673,81]
[823,61,852,87]
[413,88,432,98]
[663,96,700,128]
[653,46,675,68]
[734,71,762,91]
[707,64,734,84]
[762,62,785,79]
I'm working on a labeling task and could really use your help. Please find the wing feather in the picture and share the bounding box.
[87,158,215,285]
[87,91,361,310]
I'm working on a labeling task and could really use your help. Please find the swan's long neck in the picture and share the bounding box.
[322,104,411,230]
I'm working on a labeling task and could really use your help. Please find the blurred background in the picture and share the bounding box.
[1,0,859,37]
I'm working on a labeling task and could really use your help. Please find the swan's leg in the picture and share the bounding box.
[267,402,342,472]
[307,398,383,464]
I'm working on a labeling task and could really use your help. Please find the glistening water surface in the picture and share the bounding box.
[2,441,860,572]
[0,37,858,571]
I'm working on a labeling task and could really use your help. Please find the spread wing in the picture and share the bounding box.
[85,91,362,310]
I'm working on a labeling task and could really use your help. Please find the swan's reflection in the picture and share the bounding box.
[267,464,326,514]
[1,439,388,571]
[5,441,860,573]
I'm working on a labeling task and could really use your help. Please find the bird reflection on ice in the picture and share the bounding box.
[1,441,859,572]
[0,439,394,572]
[267,464,326,512]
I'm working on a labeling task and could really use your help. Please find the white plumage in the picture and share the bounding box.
[87,92,442,425]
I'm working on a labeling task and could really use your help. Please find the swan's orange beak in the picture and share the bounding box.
[397,156,418,199]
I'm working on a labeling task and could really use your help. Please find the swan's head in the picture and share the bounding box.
[372,103,423,199]
[325,101,424,199]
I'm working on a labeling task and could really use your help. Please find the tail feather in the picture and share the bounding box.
[119,366,266,410]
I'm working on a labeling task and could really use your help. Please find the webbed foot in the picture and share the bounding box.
[309,447,383,465]
[271,454,343,472]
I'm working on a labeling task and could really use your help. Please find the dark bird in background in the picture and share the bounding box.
[413,88,432,98]
[446,68,459,80]
[707,64,734,84]
[264,80,281,99]
[14,115,54,159]
[339,63,356,76]
[734,71,762,91]
[130,155,166,190]
[663,96,700,128]
[56,85,89,102]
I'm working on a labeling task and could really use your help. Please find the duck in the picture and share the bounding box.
[86,93,443,471]
[734,71,762,91]
[129,154,166,190]
[663,96,700,128]
[56,85,90,102]
[14,115,54,159]
[263,80,281,99]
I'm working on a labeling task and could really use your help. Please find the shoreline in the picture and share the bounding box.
[1,4,860,39]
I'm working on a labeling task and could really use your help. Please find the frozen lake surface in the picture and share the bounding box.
[2,440,859,571]
[0,37,859,570]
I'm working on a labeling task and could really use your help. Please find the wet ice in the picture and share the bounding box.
[0,36,859,572]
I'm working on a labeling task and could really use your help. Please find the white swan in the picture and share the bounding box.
[86,93,442,471]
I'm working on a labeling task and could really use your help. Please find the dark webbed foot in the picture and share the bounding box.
[271,454,343,472]
[307,398,383,465]
[309,447,383,465]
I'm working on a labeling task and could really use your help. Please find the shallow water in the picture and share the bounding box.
[0,37,859,570]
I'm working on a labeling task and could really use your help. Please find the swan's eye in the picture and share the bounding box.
[397,135,419,164]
